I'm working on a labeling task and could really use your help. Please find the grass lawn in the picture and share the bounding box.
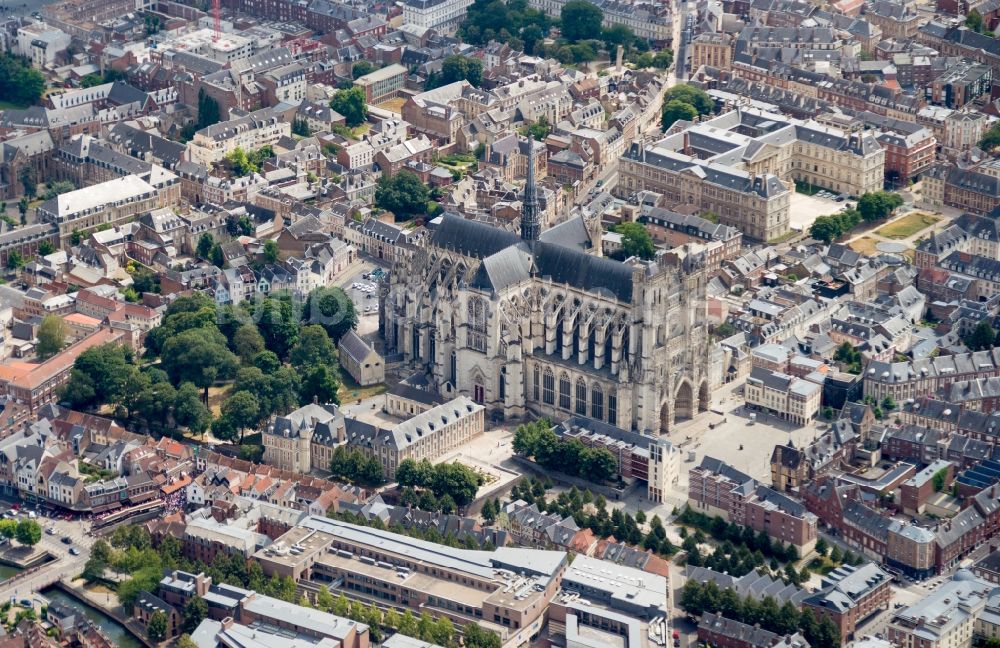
[849,236,879,256]
[767,230,799,245]
[794,180,822,196]
[875,212,940,239]
[377,97,407,113]
[337,366,387,404]
[207,384,231,417]
[0,101,28,111]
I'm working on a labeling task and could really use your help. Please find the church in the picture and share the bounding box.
[380,149,712,436]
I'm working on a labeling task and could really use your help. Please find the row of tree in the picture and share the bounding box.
[329,446,385,486]
[679,580,841,648]
[0,518,41,546]
[809,191,904,242]
[512,420,619,484]
[396,458,484,508]
[676,506,800,563]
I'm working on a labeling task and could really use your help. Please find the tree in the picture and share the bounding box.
[221,390,260,442]
[18,197,29,223]
[60,343,134,410]
[0,519,16,540]
[14,519,41,546]
[162,327,239,400]
[183,597,208,633]
[967,8,984,32]
[225,147,257,177]
[981,122,1000,151]
[254,295,300,359]
[522,116,551,141]
[292,118,311,137]
[263,239,280,264]
[147,609,168,641]
[331,87,368,127]
[177,636,199,648]
[290,325,337,369]
[36,315,66,359]
[966,320,996,351]
[210,243,225,268]
[613,222,656,260]
[661,99,699,131]
[602,24,636,54]
[42,180,75,200]
[352,60,376,79]
[173,382,212,434]
[6,249,23,270]
[561,0,603,42]
[439,55,483,88]
[0,53,45,106]
[857,191,904,223]
[232,324,266,362]
[315,585,334,612]
[665,84,714,114]
[196,233,215,260]
[465,624,502,648]
[299,364,341,405]
[815,537,828,556]
[197,88,221,129]
[375,169,430,219]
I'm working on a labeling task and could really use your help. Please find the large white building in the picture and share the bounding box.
[186,107,290,167]
[527,0,672,42]
[16,22,70,68]
[401,0,475,34]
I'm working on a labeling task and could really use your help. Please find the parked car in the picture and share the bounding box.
[61,536,72,544]
[69,547,80,556]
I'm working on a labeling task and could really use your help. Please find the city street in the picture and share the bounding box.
[0,508,94,604]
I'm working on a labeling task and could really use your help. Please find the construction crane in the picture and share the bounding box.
[212,0,221,42]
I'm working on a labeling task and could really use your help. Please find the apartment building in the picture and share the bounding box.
[37,172,179,246]
[691,33,734,70]
[888,571,992,648]
[924,163,1000,215]
[554,416,680,503]
[803,563,892,640]
[187,108,291,167]
[257,516,566,647]
[745,366,822,426]
[0,328,122,413]
[402,0,473,33]
[689,456,818,553]
[620,108,883,241]
[863,348,1000,403]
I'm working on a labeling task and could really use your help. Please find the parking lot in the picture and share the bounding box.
[336,259,388,337]
[787,191,849,233]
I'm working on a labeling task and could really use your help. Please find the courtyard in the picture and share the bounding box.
[875,212,940,239]
[787,192,844,233]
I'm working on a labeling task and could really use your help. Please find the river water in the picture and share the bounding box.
[42,587,143,648]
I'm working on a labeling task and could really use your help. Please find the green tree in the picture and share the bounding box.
[173,382,212,434]
[315,585,334,612]
[967,8,984,32]
[375,169,431,218]
[183,597,208,633]
[561,0,603,41]
[225,147,257,177]
[197,88,221,128]
[36,315,66,359]
[815,537,828,556]
[254,295,300,359]
[177,635,198,648]
[664,84,714,114]
[232,324,266,362]
[37,240,55,256]
[263,239,280,264]
[161,327,239,400]
[521,116,551,141]
[210,243,225,268]
[6,249,23,270]
[613,222,656,260]
[331,86,368,127]
[304,286,358,344]
[299,364,341,405]
[147,609,168,641]
[0,519,16,540]
[221,390,260,442]
[0,53,45,106]
[966,319,996,351]
[14,519,41,546]
[290,325,336,369]
[981,122,1000,151]
[60,343,134,410]
[661,99,699,131]
[352,60,376,79]
[292,118,311,137]
[196,233,215,260]
[439,55,483,87]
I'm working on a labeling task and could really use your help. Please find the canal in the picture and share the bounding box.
[42,587,143,648]
[0,564,20,582]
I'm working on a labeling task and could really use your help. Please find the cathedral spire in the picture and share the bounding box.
[521,138,540,242]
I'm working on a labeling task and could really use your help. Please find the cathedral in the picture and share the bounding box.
[380,149,712,435]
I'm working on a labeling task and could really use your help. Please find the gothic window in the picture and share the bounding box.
[467,297,487,352]
[499,369,506,401]
[543,369,554,405]
[591,384,604,420]
[559,374,571,410]
[575,379,587,415]
[607,390,617,425]
[533,365,540,401]
[450,351,457,384]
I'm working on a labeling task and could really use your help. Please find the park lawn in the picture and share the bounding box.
[207,384,231,417]
[0,101,28,111]
[849,236,879,256]
[337,366,387,404]
[876,212,940,239]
